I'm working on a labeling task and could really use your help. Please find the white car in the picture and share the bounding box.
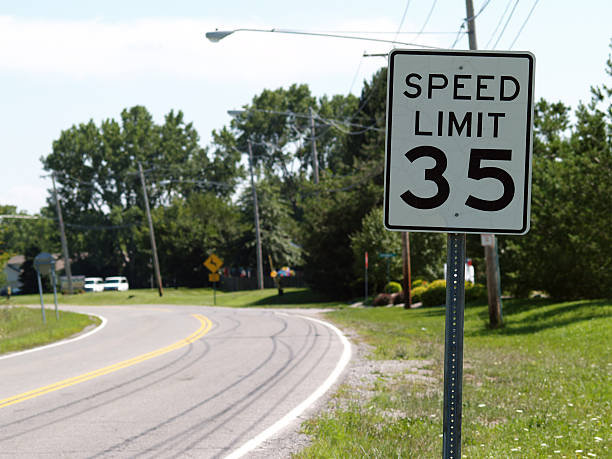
[84,277,105,292]
[103,276,129,291]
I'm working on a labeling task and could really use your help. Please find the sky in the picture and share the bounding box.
[1,0,611,214]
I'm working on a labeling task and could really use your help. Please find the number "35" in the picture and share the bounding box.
[400,146,515,212]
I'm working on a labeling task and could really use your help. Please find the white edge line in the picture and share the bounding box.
[224,313,352,459]
[0,312,107,361]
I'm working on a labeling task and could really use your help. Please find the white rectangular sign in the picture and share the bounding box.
[384,50,535,234]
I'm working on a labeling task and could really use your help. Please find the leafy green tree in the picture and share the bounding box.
[349,207,401,294]
[500,46,612,299]
[237,178,302,271]
[152,193,243,287]
[41,106,242,287]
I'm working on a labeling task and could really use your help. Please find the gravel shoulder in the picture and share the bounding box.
[247,308,436,458]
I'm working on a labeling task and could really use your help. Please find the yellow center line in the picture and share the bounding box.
[0,314,213,409]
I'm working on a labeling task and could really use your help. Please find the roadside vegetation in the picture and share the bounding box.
[297,299,612,458]
[0,306,100,355]
[6,287,344,309]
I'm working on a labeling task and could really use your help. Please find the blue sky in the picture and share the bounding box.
[1,0,611,213]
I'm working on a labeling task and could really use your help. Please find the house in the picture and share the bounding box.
[2,254,66,292]
[4,255,24,291]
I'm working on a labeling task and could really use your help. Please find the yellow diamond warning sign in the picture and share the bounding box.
[204,253,223,273]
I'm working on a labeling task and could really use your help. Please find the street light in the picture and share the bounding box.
[206,28,438,49]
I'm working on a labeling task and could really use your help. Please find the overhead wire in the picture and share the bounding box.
[485,0,513,48]
[392,0,412,45]
[450,0,492,48]
[415,0,439,40]
[492,0,521,49]
[509,0,540,49]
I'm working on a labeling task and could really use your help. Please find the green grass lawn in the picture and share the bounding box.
[7,287,344,309]
[297,299,612,458]
[0,306,101,355]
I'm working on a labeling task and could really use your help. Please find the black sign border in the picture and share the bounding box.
[384,49,535,234]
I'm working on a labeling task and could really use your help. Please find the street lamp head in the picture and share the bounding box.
[205,30,235,42]
[227,110,245,117]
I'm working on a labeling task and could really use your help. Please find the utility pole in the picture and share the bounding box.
[401,232,411,308]
[51,173,73,295]
[466,0,478,50]
[138,162,163,297]
[247,140,264,290]
[309,107,320,184]
[466,0,503,328]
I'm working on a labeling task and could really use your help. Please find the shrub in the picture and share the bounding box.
[412,278,428,288]
[465,282,487,303]
[373,293,393,306]
[385,281,402,294]
[410,285,428,304]
[421,279,447,307]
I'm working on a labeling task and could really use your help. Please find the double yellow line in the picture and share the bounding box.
[0,314,213,409]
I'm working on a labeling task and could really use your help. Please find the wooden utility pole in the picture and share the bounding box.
[138,162,163,297]
[51,173,73,295]
[466,0,504,328]
[309,107,320,184]
[247,141,264,290]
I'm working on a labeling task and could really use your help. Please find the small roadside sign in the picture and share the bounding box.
[384,49,535,234]
[208,272,220,282]
[481,234,495,247]
[204,253,223,273]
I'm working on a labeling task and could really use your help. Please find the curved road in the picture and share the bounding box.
[0,305,350,458]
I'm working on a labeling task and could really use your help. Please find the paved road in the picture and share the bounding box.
[0,305,349,458]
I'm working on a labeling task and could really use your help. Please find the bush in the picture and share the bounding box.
[410,285,428,304]
[385,281,402,293]
[412,278,428,288]
[465,282,487,303]
[421,279,446,307]
[373,293,393,306]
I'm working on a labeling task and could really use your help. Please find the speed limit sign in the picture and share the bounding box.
[384,49,535,234]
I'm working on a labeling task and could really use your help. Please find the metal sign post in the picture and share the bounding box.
[34,252,57,324]
[443,234,466,458]
[204,254,223,306]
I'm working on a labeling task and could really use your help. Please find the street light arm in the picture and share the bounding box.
[206,28,440,49]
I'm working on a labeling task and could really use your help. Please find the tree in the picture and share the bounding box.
[152,194,243,287]
[237,178,302,272]
[499,45,612,299]
[41,106,242,287]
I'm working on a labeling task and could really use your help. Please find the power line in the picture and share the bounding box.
[450,0,492,49]
[392,0,412,44]
[493,0,520,49]
[485,0,513,48]
[509,0,540,49]
[415,0,439,40]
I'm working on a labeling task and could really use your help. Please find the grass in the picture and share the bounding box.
[297,299,612,458]
[7,287,345,309]
[0,306,101,355]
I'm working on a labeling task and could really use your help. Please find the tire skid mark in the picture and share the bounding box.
[165,317,325,459]
[216,319,335,457]
[89,313,290,458]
